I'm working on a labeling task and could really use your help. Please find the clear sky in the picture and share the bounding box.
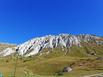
[0,0,103,44]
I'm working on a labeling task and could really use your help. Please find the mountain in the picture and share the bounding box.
[0,34,103,77]
[0,34,103,57]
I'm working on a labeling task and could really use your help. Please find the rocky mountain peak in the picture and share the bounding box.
[0,34,102,57]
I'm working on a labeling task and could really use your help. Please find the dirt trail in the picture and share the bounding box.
[83,73,103,77]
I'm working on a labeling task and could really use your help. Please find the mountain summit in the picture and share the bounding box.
[0,34,103,57]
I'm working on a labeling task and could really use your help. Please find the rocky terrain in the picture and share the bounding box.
[0,43,16,52]
[0,34,103,57]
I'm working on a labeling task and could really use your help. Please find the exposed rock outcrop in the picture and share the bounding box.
[0,34,102,57]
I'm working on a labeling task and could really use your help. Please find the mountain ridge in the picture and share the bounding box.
[0,34,103,57]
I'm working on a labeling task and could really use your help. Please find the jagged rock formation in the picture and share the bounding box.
[0,34,102,57]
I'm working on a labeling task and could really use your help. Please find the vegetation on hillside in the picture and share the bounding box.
[0,42,103,77]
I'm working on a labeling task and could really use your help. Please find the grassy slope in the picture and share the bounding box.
[1,55,103,77]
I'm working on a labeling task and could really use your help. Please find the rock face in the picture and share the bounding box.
[0,48,15,57]
[0,34,102,57]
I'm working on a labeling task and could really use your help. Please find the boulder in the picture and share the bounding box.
[63,67,72,72]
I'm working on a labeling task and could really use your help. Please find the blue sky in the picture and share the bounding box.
[0,0,103,44]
